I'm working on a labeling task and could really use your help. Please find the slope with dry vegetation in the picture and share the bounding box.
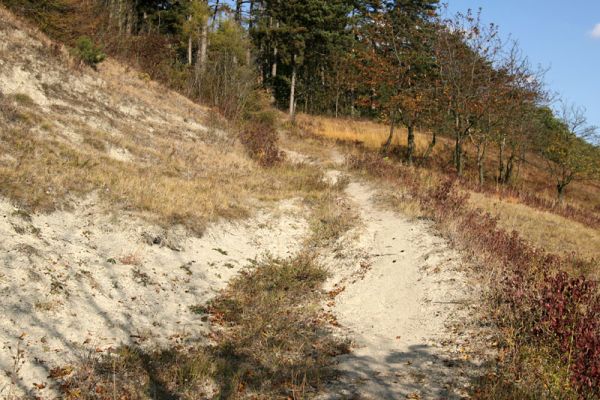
[0,7,346,399]
[2,3,600,400]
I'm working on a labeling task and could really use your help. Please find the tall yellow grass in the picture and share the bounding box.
[297,114,433,152]
[469,192,600,263]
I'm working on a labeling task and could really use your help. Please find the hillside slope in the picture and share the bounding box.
[0,7,493,400]
[0,8,318,398]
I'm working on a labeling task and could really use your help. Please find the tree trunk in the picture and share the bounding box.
[235,0,243,22]
[453,114,464,176]
[504,151,515,184]
[515,147,526,181]
[249,1,255,28]
[477,142,487,185]
[211,0,219,27]
[455,135,463,176]
[423,131,437,160]
[335,88,340,118]
[271,47,278,78]
[198,19,208,74]
[382,113,396,152]
[407,124,415,165]
[271,21,279,78]
[557,183,566,204]
[498,137,506,184]
[187,18,193,66]
[289,58,297,120]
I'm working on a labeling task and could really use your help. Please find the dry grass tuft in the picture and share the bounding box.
[307,182,358,247]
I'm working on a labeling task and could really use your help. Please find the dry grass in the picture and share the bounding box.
[296,113,434,152]
[57,255,348,399]
[306,178,359,247]
[301,114,600,213]
[0,111,328,233]
[0,15,330,235]
[469,192,600,263]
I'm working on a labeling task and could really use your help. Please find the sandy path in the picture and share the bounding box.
[322,173,481,399]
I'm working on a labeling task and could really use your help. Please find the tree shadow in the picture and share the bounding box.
[325,342,485,399]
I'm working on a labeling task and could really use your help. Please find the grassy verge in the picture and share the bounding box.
[469,191,600,262]
[57,255,349,399]
[299,114,600,226]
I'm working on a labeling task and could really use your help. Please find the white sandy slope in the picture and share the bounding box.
[0,195,307,398]
[0,9,311,398]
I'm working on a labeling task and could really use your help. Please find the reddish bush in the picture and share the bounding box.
[537,273,600,395]
[239,121,283,167]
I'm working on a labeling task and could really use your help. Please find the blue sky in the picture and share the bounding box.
[446,0,600,129]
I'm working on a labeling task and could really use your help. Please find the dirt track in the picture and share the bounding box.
[317,153,484,399]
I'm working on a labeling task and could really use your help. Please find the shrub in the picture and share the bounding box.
[239,119,282,167]
[238,90,283,167]
[73,36,106,68]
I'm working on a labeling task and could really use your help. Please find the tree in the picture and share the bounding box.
[356,0,438,164]
[182,0,210,72]
[536,104,599,202]
[251,0,354,119]
[433,10,502,176]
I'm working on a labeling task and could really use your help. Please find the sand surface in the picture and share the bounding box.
[0,197,307,398]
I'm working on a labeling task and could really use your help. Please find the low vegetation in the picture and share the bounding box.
[72,36,106,68]
[296,113,434,152]
[57,255,348,399]
[469,192,600,262]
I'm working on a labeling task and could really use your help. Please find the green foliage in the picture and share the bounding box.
[197,16,257,120]
[181,0,210,41]
[251,0,355,110]
[209,19,248,64]
[73,36,106,68]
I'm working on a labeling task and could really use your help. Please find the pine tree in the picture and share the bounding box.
[251,0,354,118]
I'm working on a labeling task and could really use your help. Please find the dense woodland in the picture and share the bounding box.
[3,0,600,199]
